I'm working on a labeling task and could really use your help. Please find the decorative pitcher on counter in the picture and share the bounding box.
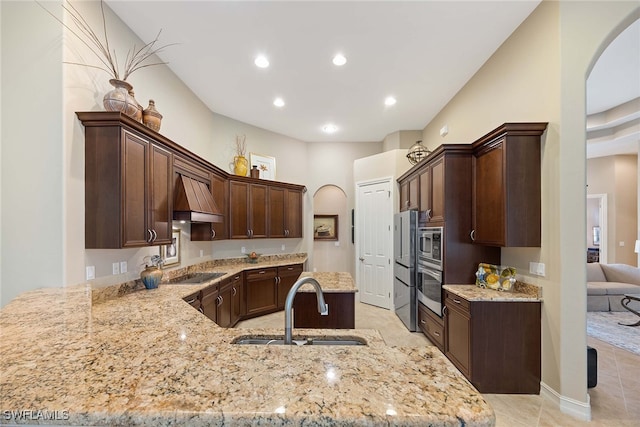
[141,265,163,289]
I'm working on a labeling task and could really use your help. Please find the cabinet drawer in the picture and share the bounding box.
[445,290,470,311]
[245,268,277,281]
[418,303,444,349]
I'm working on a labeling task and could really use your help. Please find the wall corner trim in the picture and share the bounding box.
[540,382,592,421]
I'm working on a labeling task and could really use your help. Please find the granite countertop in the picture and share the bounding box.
[297,271,358,293]
[443,283,542,302]
[0,255,495,426]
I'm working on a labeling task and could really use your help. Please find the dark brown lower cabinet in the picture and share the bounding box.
[276,264,303,308]
[217,281,233,328]
[418,302,444,351]
[444,289,541,394]
[200,284,219,324]
[292,292,355,329]
[244,268,278,318]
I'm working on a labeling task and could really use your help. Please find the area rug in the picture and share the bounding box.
[587,311,640,355]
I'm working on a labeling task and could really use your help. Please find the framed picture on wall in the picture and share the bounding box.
[160,229,181,266]
[249,153,276,180]
[314,215,338,241]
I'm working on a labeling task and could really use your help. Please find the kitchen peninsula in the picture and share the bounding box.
[294,271,358,329]
[0,256,494,426]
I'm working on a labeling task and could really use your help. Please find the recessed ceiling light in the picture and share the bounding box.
[384,96,397,106]
[273,97,285,107]
[332,54,347,66]
[322,123,338,134]
[254,55,269,68]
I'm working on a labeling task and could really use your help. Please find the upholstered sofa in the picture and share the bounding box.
[587,263,640,311]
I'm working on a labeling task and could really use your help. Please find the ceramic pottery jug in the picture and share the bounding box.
[140,265,163,289]
[103,79,140,119]
[234,155,248,176]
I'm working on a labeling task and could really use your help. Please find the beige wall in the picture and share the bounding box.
[588,155,639,265]
[313,186,350,274]
[420,0,639,417]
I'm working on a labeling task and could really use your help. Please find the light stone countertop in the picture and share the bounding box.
[444,283,542,302]
[0,256,495,426]
[297,271,358,293]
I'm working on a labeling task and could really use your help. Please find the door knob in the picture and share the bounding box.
[359,257,365,261]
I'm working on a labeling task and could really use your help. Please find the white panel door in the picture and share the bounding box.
[357,179,392,309]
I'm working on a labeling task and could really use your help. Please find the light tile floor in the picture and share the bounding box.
[236,301,640,426]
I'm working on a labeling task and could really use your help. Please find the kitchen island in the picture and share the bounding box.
[0,259,494,426]
[293,271,358,329]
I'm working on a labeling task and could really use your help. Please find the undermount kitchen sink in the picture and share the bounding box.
[232,336,367,346]
[166,272,226,284]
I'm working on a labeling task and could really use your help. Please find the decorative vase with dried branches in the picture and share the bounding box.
[233,135,248,176]
[36,0,176,120]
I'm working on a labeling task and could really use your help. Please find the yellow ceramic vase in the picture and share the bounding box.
[234,155,248,176]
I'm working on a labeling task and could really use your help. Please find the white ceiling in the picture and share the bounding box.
[106,0,541,143]
[105,1,639,151]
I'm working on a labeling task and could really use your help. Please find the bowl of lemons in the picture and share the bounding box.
[475,263,516,291]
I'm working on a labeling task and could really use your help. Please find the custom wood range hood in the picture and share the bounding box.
[173,174,223,223]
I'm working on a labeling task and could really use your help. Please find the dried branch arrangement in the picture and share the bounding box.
[235,135,247,157]
[36,0,176,81]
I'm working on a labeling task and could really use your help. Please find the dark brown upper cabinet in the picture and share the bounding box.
[269,187,303,238]
[399,173,419,211]
[471,123,548,247]
[229,180,269,239]
[83,120,172,248]
[78,112,305,246]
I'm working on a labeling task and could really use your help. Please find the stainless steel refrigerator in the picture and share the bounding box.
[393,210,418,331]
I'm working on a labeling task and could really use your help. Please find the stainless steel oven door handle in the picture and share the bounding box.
[419,266,441,282]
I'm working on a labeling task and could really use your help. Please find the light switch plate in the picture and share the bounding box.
[86,266,95,280]
[529,262,545,277]
[120,261,127,274]
[112,262,120,275]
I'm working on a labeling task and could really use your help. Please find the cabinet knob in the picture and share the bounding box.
[470,229,476,242]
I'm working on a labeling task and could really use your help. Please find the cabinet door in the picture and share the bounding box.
[250,183,268,238]
[285,189,303,238]
[399,174,419,211]
[445,296,471,378]
[418,302,444,351]
[217,282,233,328]
[229,181,250,238]
[245,268,278,316]
[121,131,149,247]
[149,143,173,245]
[419,165,431,214]
[472,142,505,245]
[201,284,219,323]
[268,186,286,238]
[277,264,303,308]
[230,273,244,325]
[429,157,445,223]
[210,172,228,240]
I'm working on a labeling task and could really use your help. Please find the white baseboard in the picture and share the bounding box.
[540,382,592,421]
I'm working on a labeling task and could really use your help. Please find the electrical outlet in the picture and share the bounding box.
[112,262,120,275]
[86,266,95,280]
[241,246,246,254]
[334,241,340,247]
[529,262,545,277]
[120,261,127,274]
[281,244,285,251]
[200,250,204,257]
